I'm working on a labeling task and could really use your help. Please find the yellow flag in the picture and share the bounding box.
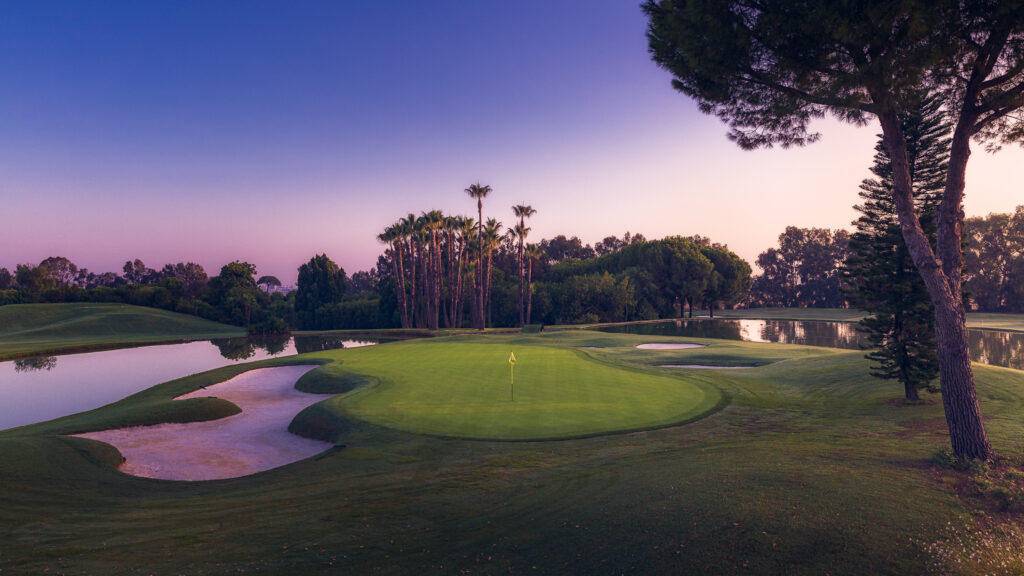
[509,352,516,365]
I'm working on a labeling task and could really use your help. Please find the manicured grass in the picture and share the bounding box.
[0,303,243,359]
[306,339,721,440]
[967,312,1024,333]
[2,329,1024,574]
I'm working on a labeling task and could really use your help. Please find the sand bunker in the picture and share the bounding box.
[76,365,333,481]
[659,364,752,370]
[635,343,705,350]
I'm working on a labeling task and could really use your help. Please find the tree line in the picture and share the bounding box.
[372,183,751,329]
[748,210,1024,315]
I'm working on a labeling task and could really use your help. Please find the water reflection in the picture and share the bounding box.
[0,334,386,431]
[598,319,1024,370]
[294,335,375,354]
[970,330,1024,371]
[210,334,292,361]
[13,356,57,372]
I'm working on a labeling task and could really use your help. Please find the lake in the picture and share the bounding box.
[0,335,381,431]
[597,318,1024,371]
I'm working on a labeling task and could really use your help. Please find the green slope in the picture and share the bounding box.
[304,338,721,440]
[0,303,243,359]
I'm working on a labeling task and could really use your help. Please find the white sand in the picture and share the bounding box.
[635,343,705,350]
[76,365,333,481]
[659,364,752,370]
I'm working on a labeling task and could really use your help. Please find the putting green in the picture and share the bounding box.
[306,339,723,440]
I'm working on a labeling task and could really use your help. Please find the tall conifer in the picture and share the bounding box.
[843,93,947,401]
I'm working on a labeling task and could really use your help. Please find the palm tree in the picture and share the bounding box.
[524,242,544,325]
[421,210,445,330]
[455,217,476,328]
[511,204,536,326]
[465,183,492,329]
[483,218,503,328]
[394,215,415,328]
[377,224,409,328]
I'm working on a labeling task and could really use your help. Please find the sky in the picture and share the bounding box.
[2,1,1022,285]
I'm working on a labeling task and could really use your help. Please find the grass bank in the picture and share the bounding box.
[0,303,243,360]
[2,330,1024,574]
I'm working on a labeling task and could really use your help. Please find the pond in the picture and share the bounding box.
[0,335,383,431]
[597,318,1024,372]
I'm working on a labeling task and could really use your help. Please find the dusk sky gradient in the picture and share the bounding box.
[3,1,1022,284]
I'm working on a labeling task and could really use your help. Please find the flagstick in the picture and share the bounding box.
[508,351,516,402]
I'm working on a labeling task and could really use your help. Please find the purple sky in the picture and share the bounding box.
[3,1,1022,284]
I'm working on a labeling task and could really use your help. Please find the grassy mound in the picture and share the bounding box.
[0,303,243,359]
[301,338,723,440]
[294,364,375,394]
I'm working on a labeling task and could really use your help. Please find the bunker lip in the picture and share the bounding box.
[635,343,705,350]
[75,365,331,481]
[659,364,753,370]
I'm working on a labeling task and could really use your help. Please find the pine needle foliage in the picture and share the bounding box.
[843,93,948,401]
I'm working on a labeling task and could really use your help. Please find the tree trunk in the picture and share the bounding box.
[526,259,534,325]
[486,249,494,329]
[395,242,409,329]
[445,229,455,328]
[405,240,414,328]
[477,200,485,330]
[905,381,920,402]
[432,230,441,330]
[455,242,466,328]
[518,240,525,327]
[878,109,991,460]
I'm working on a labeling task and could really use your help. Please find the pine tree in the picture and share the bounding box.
[843,93,947,401]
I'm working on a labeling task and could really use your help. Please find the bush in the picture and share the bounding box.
[248,317,290,335]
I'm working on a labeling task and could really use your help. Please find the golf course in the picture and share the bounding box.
[3,309,1024,574]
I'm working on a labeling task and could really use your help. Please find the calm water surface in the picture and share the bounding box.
[598,318,1024,371]
[0,335,379,431]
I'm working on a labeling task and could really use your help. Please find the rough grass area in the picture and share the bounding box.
[0,302,243,359]
[2,330,1024,574]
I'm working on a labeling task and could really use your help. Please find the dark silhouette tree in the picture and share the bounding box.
[207,261,260,327]
[257,275,282,294]
[524,242,544,324]
[295,254,346,330]
[751,227,849,307]
[512,204,537,326]
[965,206,1024,312]
[698,243,753,317]
[465,182,492,330]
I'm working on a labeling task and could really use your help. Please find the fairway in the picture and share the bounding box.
[307,338,722,440]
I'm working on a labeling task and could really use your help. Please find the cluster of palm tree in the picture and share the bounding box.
[377,183,543,330]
